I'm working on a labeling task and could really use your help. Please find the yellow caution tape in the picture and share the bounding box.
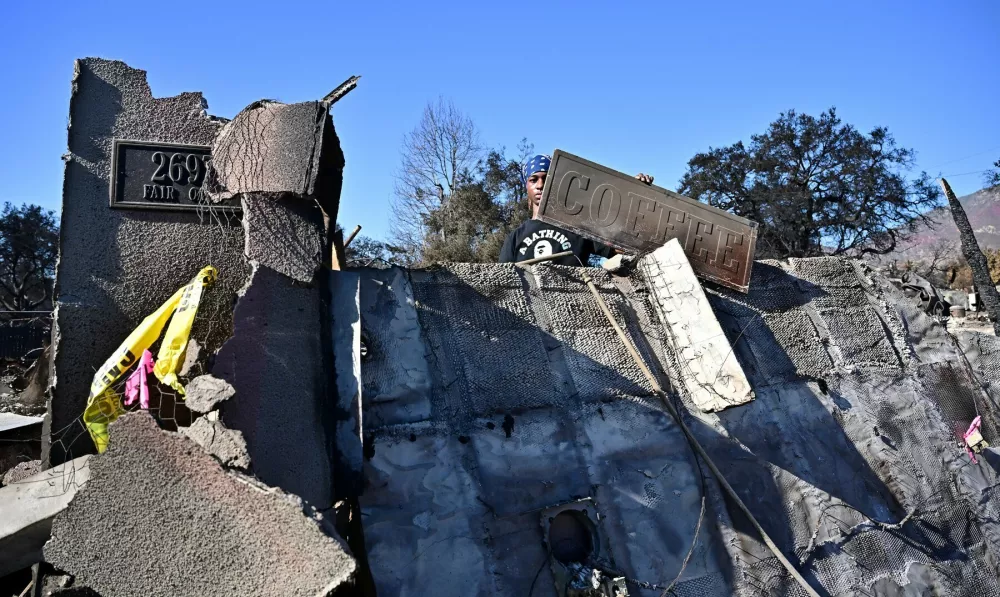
[154,266,217,394]
[83,266,218,452]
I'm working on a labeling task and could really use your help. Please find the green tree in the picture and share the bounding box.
[420,141,534,264]
[679,108,942,258]
[0,203,59,312]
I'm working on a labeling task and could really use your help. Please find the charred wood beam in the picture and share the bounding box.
[941,178,1000,334]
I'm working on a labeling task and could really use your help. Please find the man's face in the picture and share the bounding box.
[526,171,546,218]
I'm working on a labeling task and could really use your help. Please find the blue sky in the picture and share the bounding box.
[1,0,998,241]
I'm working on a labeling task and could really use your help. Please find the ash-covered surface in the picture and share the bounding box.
[354,258,1000,596]
[48,58,250,464]
[356,263,730,597]
[44,412,355,597]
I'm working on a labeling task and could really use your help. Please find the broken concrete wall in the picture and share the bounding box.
[688,257,1000,595]
[49,58,353,517]
[48,58,249,464]
[212,264,335,509]
[353,258,1000,596]
[355,263,734,596]
[44,413,355,596]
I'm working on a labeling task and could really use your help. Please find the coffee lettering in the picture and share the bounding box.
[714,230,745,274]
[535,151,757,292]
[652,207,687,244]
[590,184,622,228]
[686,219,716,264]
[557,170,589,215]
[625,192,658,238]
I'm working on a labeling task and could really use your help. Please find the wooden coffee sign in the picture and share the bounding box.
[537,150,758,292]
[109,140,239,212]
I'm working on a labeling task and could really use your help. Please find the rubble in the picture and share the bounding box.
[214,264,338,510]
[0,456,91,577]
[47,58,250,464]
[25,57,1000,596]
[207,99,343,204]
[182,374,236,414]
[44,413,356,597]
[1,459,41,486]
[241,194,327,283]
[180,412,250,469]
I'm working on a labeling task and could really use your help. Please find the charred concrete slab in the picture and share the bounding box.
[213,264,335,510]
[48,58,250,464]
[44,413,355,596]
[356,262,733,596]
[206,99,344,213]
[0,456,91,577]
[356,258,1000,596]
[357,266,433,428]
[639,239,753,411]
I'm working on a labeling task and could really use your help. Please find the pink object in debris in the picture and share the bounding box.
[963,416,983,464]
[124,349,155,409]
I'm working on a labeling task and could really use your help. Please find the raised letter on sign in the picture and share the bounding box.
[686,218,717,265]
[652,207,687,245]
[625,192,659,239]
[590,184,622,228]
[556,170,589,216]
[713,229,745,274]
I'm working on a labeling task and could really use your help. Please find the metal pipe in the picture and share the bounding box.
[343,225,362,248]
[515,250,574,267]
[578,269,823,597]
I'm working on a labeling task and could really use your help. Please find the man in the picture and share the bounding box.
[499,154,653,266]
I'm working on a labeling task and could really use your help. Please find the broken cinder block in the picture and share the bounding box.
[184,374,236,414]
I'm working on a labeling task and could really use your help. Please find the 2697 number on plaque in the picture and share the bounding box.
[109,140,239,212]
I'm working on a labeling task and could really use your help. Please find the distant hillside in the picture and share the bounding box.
[880,186,1000,262]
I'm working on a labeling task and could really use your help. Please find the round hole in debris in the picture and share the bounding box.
[548,511,594,564]
[360,331,371,360]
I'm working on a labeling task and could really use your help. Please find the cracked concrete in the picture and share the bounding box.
[639,239,753,412]
[183,374,235,414]
[214,264,335,510]
[44,413,355,596]
[181,411,250,469]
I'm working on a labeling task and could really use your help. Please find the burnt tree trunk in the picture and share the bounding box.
[942,178,1000,333]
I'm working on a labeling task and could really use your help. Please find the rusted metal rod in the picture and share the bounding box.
[514,250,574,267]
[322,75,361,106]
[578,269,823,597]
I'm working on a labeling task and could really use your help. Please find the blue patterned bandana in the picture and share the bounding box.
[522,154,551,183]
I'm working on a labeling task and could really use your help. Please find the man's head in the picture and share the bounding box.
[522,154,551,218]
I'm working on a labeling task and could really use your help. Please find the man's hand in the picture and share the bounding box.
[635,173,654,185]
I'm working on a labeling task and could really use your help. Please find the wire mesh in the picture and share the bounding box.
[47,202,243,469]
